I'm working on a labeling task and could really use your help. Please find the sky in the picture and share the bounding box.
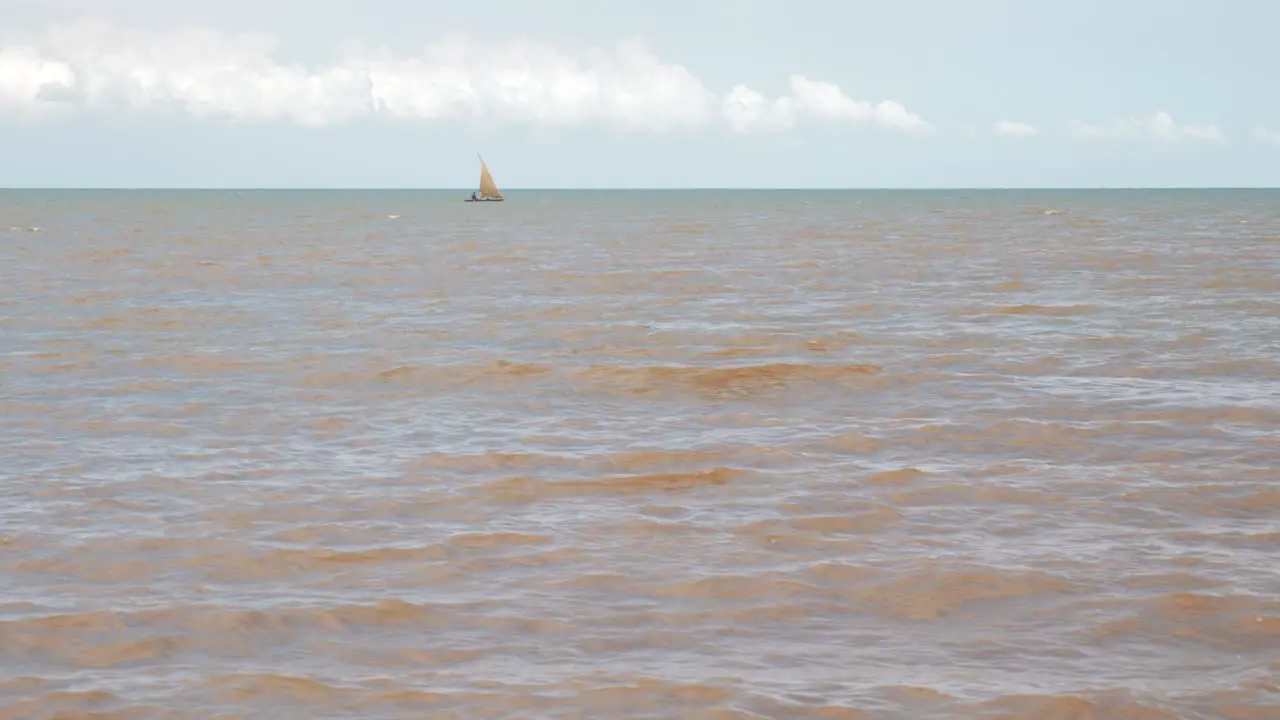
[0,0,1276,188]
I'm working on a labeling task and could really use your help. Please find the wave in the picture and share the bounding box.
[479,467,742,502]
[965,303,1100,316]
[839,563,1079,620]
[299,359,884,402]
[577,362,881,399]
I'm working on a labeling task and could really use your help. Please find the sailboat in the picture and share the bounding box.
[465,155,504,202]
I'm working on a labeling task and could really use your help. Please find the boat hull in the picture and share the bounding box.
[464,197,504,202]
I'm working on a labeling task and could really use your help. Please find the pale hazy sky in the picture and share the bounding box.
[1,0,1276,188]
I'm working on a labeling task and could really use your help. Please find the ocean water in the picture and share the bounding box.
[1,188,1278,719]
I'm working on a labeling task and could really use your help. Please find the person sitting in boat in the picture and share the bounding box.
[471,191,478,201]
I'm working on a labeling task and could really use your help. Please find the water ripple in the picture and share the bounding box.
[1,189,1277,719]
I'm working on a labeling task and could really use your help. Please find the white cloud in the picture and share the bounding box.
[723,75,930,135]
[1066,111,1225,143]
[0,20,930,136]
[0,20,717,130]
[0,45,77,119]
[721,84,794,134]
[993,120,1038,137]
[1253,126,1280,145]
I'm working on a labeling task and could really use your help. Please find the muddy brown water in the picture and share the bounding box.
[1,189,1277,719]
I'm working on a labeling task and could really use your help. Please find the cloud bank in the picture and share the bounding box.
[0,20,1248,144]
[0,20,929,135]
[1066,112,1225,143]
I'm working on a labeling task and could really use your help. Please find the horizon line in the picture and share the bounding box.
[2,186,1278,192]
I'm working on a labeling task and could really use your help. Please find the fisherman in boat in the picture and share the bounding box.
[471,191,478,201]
